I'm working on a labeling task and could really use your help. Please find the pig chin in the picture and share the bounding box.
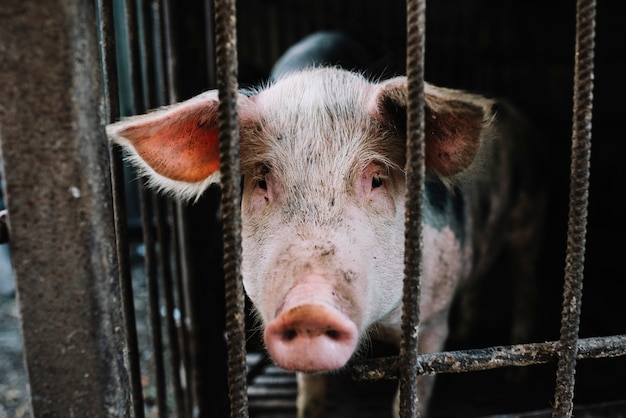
[262,279,360,372]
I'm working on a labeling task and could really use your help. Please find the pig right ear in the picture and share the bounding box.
[106,91,255,200]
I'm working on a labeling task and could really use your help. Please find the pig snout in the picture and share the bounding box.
[263,279,359,372]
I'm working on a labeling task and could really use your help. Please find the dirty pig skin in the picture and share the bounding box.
[107,67,546,417]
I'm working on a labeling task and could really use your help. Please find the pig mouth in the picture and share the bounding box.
[263,303,359,372]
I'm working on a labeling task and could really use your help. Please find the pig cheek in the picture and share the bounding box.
[241,237,295,327]
[370,215,406,324]
[240,196,283,322]
[421,224,467,321]
[345,203,405,328]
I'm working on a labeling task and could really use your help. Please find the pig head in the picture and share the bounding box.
[107,67,535,416]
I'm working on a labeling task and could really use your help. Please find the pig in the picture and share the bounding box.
[106,60,545,417]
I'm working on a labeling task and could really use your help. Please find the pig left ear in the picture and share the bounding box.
[368,77,493,177]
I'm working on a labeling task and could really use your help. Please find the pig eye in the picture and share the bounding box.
[257,178,268,190]
[372,176,384,189]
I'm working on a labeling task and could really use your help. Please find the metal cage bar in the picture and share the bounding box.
[553,0,596,417]
[96,0,147,416]
[213,0,250,417]
[400,0,427,416]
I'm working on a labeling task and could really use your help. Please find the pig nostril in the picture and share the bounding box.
[325,329,340,340]
[283,329,297,341]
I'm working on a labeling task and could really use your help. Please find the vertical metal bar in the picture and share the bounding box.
[149,3,189,415]
[0,0,133,416]
[205,0,217,89]
[157,3,190,415]
[401,0,427,417]
[155,195,186,417]
[97,1,147,416]
[118,0,166,415]
[162,3,230,415]
[172,203,195,418]
[213,0,249,417]
[140,182,168,418]
[157,1,196,415]
[161,0,179,102]
[552,0,595,417]
[144,1,170,415]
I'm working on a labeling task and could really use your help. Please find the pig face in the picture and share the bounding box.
[106,67,491,373]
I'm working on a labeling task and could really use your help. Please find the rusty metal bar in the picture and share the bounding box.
[213,0,249,417]
[0,1,133,416]
[553,0,596,417]
[353,334,626,380]
[401,0,427,416]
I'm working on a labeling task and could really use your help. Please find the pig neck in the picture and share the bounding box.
[423,173,473,279]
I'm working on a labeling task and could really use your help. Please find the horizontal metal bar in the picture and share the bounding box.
[351,334,626,380]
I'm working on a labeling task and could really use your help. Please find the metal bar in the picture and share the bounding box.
[155,195,186,418]
[142,1,169,415]
[116,0,165,415]
[157,2,189,416]
[155,1,195,415]
[552,0,596,417]
[140,184,168,418]
[149,2,187,413]
[162,2,230,415]
[213,0,249,417]
[0,0,133,416]
[352,334,626,380]
[401,0,427,416]
[96,0,147,416]
[172,202,194,418]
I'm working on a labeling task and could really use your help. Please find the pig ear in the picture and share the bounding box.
[368,77,492,177]
[106,91,255,200]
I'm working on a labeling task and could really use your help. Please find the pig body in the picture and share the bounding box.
[107,61,545,416]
